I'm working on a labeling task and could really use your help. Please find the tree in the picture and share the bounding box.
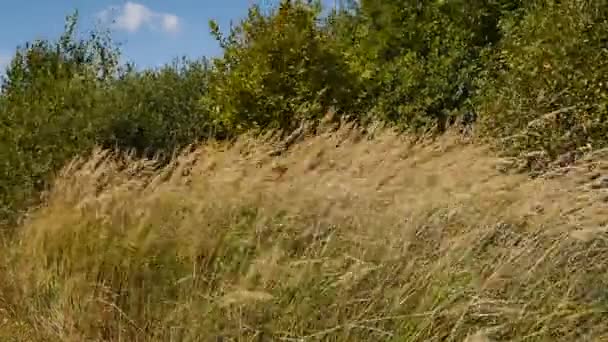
[477,0,608,158]
[203,0,360,134]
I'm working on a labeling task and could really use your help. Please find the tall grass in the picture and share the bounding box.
[1,126,608,341]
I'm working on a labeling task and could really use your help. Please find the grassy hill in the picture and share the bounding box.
[1,1,607,340]
[2,126,608,341]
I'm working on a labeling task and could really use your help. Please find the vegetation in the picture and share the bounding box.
[205,1,359,133]
[2,130,608,340]
[0,14,212,223]
[1,0,606,223]
[0,0,607,339]
[477,0,608,159]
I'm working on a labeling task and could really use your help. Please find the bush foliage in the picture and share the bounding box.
[204,1,360,133]
[0,13,118,222]
[1,0,607,224]
[477,0,608,158]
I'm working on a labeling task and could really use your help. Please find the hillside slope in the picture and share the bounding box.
[2,127,608,341]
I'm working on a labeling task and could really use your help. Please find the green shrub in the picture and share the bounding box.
[100,58,215,158]
[0,12,119,224]
[203,0,361,134]
[332,0,523,131]
[477,0,608,158]
[0,12,215,225]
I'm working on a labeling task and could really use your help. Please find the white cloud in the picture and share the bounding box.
[98,2,180,34]
[116,2,153,32]
[161,14,180,33]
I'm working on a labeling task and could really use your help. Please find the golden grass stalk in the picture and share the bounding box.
[2,126,608,341]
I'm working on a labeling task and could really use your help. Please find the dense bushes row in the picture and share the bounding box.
[477,0,608,158]
[0,14,214,222]
[1,0,607,224]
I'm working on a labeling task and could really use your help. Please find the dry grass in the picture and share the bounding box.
[1,125,608,341]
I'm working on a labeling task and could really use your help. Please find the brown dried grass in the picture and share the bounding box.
[1,125,608,341]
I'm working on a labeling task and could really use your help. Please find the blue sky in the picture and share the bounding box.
[0,0,335,72]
